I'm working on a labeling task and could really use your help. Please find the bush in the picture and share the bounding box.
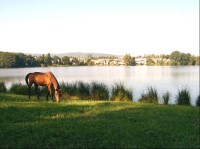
[9,83,28,95]
[139,86,158,104]
[162,91,171,105]
[0,81,7,93]
[176,88,191,106]
[111,83,132,102]
[196,95,200,107]
[90,82,109,100]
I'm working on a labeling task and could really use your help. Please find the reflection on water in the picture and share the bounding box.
[0,66,199,105]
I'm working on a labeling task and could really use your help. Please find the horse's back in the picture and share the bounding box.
[26,71,56,86]
[32,72,50,86]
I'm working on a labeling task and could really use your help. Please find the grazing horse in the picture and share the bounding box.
[25,72,61,102]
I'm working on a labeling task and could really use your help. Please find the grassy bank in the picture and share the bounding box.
[1,81,200,106]
[0,93,199,148]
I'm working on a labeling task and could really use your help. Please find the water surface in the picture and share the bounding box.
[0,66,199,105]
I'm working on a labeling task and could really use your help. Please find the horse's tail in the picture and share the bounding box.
[25,73,32,86]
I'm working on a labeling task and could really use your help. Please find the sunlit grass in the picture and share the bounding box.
[0,93,199,148]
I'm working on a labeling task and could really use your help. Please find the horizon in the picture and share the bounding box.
[0,0,199,56]
[1,50,198,57]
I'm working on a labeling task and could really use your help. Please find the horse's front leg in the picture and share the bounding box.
[47,85,54,102]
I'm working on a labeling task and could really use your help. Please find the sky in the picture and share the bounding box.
[0,0,199,56]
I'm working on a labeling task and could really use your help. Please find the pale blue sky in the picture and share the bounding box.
[0,0,199,56]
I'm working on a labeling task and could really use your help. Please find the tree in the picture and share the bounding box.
[25,55,36,67]
[123,54,136,66]
[146,58,155,66]
[36,55,45,67]
[86,54,93,60]
[170,51,196,66]
[14,53,26,67]
[62,56,71,65]
[195,56,200,65]
[170,51,181,65]
[44,53,52,66]
[72,57,80,66]
[52,56,61,65]
[0,52,16,68]
[86,59,94,66]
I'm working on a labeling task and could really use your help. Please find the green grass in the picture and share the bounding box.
[0,93,199,148]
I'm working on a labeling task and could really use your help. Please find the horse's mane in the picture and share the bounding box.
[49,72,60,89]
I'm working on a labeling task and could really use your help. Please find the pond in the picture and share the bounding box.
[0,66,199,105]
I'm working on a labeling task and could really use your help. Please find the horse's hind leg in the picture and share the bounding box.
[34,84,40,99]
[28,83,33,99]
[28,86,31,99]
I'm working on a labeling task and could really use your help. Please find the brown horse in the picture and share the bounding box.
[25,72,61,102]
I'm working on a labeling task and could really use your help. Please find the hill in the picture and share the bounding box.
[27,52,122,58]
[51,52,122,58]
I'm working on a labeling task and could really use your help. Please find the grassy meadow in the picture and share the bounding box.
[0,93,199,148]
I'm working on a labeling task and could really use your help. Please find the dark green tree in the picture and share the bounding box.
[44,53,52,66]
[62,56,71,65]
[15,53,26,67]
[52,56,61,65]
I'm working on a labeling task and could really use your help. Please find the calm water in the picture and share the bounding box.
[0,66,199,105]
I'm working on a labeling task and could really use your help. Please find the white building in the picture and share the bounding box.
[135,58,147,65]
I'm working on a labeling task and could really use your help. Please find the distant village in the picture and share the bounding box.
[75,56,170,66]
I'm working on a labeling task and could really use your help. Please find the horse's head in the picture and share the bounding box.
[55,88,62,103]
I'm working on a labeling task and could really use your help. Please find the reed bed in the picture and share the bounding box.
[0,81,199,106]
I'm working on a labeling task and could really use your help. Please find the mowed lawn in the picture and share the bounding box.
[0,94,199,148]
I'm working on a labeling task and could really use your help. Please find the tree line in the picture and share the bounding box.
[0,51,199,68]
[0,52,84,68]
[123,51,199,66]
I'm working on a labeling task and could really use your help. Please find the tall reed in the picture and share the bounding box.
[139,86,158,104]
[0,81,7,93]
[196,95,200,107]
[111,83,132,101]
[76,81,90,98]
[9,83,28,95]
[90,82,109,100]
[162,91,171,105]
[60,82,77,96]
[176,88,191,106]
